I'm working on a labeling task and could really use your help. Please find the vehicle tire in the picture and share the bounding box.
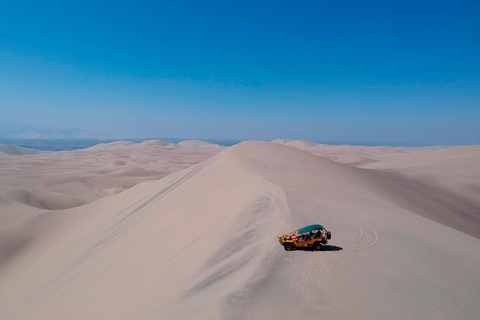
[284,243,293,251]
[313,242,322,251]
[327,231,331,240]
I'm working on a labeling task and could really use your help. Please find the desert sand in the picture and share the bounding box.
[1,140,479,319]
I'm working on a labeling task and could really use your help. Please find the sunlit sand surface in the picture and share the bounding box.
[1,140,479,319]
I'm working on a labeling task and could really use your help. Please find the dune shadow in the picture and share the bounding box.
[293,245,343,252]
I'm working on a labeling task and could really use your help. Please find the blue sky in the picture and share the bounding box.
[1,0,479,145]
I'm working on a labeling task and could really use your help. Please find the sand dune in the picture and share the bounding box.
[272,138,442,166]
[271,138,322,149]
[360,145,480,237]
[137,140,178,148]
[178,140,223,148]
[0,140,223,202]
[0,140,223,233]
[6,187,87,210]
[1,141,479,319]
[0,144,44,156]
[87,141,136,150]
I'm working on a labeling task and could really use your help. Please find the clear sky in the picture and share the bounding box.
[1,0,479,145]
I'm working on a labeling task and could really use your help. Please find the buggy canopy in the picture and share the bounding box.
[297,224,323,234]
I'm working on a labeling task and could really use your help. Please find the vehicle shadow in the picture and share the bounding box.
[321,245,343,252]
[294,245,343,252]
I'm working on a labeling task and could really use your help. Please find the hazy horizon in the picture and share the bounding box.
[0,135,465,152]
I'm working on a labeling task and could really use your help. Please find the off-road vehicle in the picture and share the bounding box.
[278,224,331,251]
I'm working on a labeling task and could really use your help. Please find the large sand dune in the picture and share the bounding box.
[1,141,479,319]
[0,144,45,156]
[272,138,442,166]
[0,140,223,231]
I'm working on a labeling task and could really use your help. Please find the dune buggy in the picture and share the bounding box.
[278,224,331,251]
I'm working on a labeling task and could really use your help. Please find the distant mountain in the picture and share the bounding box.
[1,128,112,139]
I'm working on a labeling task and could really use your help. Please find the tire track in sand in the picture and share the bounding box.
[353,220,379,251]
[350,220,364,243]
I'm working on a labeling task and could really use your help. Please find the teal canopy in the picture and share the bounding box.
[297,224,323,234]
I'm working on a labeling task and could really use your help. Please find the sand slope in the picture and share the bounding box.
[360,144,480,238]
[0,141,479,319]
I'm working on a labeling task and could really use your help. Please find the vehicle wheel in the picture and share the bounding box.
[327,231,331,240]
[313,242,322,251]
[284,243,293,251]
